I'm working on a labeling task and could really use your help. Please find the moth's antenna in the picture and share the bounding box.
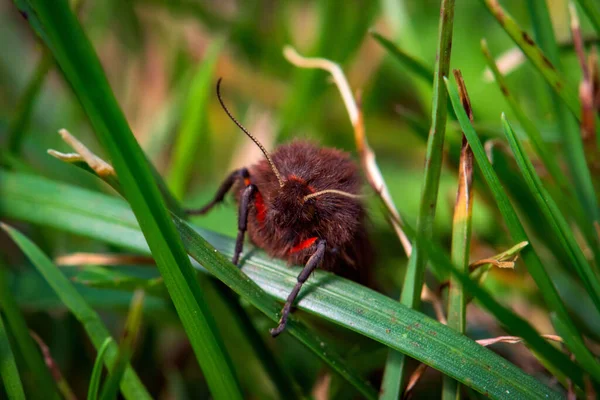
[216,78,284,188]
[303,189,364,202]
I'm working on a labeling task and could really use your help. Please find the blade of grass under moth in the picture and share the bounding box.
[0,313,26,400]
[167,39,222,200]
[481,39,600,265]
[524,0,600,261]
[0,171,562,400]
[99,290,145,400]
[574,0,600,35]
[446,76,600,385]
[87,338,113,400]
[16,1,243,397]
[501,117,600,326]
[1,223,152,400]
[381,0,456,397]
[0,263,61,400]
[442,70,474,400]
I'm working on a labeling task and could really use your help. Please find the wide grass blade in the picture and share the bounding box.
[0,264,61,400]
[0,313,26,400]
[1,223,152,400]
[87,338,113,400]
[382,0,456,396]
[442,70,474,400]
[16,1,243,397]
[0,171,562,399]
[167,39,222,199]
[446,76,600,385]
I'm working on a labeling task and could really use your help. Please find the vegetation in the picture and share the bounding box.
[1,0,599,398]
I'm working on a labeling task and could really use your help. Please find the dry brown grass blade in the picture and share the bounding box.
[420,284,447,325]
[476,334,563,347]
[570,4,596,144]
[30,331,78,400]
[402,363,428,399]
[55,252,155,266]
[283,46,412,257]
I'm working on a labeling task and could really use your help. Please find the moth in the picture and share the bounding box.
[188,79,372,336]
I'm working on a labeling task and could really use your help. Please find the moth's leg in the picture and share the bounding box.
[232,183,257,265]
[185,168,249,215]
[270,239,326,337]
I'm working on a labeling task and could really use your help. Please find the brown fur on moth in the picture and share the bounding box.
[188,79,373,336]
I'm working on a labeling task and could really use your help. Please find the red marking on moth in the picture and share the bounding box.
[244,177,251,186]
[289,174,315,193]
[288,174,305,183]
[289,237,318,254]
[254,192,266,223]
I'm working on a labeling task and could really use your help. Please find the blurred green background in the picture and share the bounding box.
[1,0,598,398]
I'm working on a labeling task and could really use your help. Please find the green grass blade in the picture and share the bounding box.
[21,1,243,397]
[0,313,26,400]
[446,76,599,385]
[0,264,61,400]
[87,338,113,400]
[166,39,222,199]
[1,223,152,400]
[480,39,566,189]
[443,79,474,399]
[370,31,433,83]
[6,52,53,155]
[501,117,600,325]
[382,0,456,396]
[479,0,581,118]
[575,0,600,35]
[481,39,600,264]
[99,290,145,400]
[398,214,580,392]
[0,171,563,400]
[524,0,600,262]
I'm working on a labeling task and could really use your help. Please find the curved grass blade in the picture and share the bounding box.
[0,263,61,400]
[442,70,474,400]
[479,0,580,117]
[0,171,561,400]
[167,39,222,199]
[0,223,152,400]
[446,76,598,385]
[88,338,113,400]
[18,1,243,397]
[383,0,456,396]
[0,313,26,400]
